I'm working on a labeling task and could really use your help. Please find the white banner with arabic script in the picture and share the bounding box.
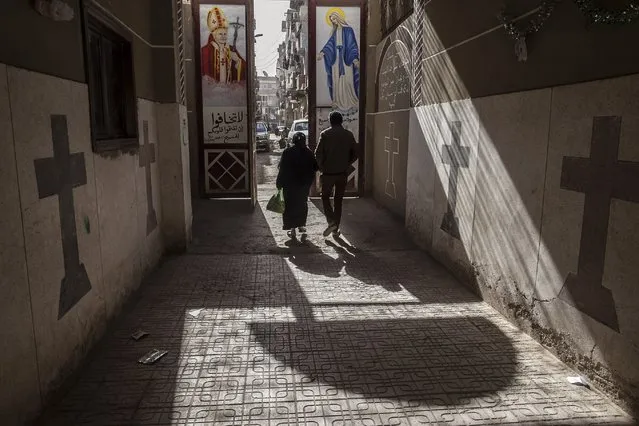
[203,107,248,144]
[316,107,359,142]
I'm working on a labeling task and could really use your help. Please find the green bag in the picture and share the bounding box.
[266,189,285,214]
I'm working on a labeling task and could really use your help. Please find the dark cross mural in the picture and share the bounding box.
[559,116,639,331]
[139,121,158,235]
[440,121,470,240]
[34,115,91,319]
[384,122,400,199]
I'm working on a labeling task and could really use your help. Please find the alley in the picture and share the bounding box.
[5,0,639,423]
[37,149,633,425]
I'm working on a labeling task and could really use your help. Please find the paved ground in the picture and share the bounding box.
[38,150,633,425]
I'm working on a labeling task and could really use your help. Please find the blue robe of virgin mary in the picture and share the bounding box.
[321,25,360,102]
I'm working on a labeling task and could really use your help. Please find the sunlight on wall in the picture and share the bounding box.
[410,13,596,356]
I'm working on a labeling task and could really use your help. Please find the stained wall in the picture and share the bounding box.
[0,1,191,424]
[369,0,639,412]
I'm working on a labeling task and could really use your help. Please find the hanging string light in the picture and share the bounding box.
[498,0,561,61]
[573,0,639,25]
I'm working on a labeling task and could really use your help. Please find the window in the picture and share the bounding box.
[256,123,267,133]
[84,15,137,152]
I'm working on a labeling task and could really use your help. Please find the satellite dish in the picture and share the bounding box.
[262,71,269,77]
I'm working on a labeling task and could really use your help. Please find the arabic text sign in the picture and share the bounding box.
[316,107,360,144]
[203,107,248,144]
[378,41,411,112]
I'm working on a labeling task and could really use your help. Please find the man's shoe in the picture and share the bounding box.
[332,230,341,239]
[287,229,297,239]
[323,223,338,237]
[298,227,307,234]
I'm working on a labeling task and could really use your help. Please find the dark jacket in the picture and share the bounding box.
[276,143,318,189]
[315,125,358,175]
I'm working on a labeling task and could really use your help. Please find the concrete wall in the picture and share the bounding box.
[91,0,177,104]
[183,1,200,197]
[0,0,177,104]
[368,0,639,413]
[368,19,412,218]
[0,1,191,423]
[0,0,85,82]
[417,0,639,104]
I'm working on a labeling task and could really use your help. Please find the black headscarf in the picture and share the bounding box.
[276,133,318,188]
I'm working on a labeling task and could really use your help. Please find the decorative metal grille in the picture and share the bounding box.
[413,0,426,107]
[176,0,187,106]
[204,149,249,193]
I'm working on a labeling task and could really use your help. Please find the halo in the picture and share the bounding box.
[325,7,345,26]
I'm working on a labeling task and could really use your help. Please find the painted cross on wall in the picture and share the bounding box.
[559,116,639,331]
[384,122,400,199]
[441,121,470,240]
[33,115,92,319]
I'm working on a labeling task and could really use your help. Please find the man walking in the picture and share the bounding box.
[315,111,358,238]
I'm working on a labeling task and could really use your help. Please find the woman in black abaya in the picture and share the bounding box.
[276,132,318,239]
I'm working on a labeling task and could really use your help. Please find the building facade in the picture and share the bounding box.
[257,75,279,124]
[277,0,308,126]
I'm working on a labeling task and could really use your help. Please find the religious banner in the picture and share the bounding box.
[315,6,361,110]
[199,4,248,144]
[315,5,362,193]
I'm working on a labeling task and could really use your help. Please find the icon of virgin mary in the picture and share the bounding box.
[317,8,360,111]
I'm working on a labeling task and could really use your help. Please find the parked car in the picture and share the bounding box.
[288,119,309,145]
[256,121,270,152]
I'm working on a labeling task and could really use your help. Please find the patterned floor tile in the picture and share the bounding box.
[36,174,634,425]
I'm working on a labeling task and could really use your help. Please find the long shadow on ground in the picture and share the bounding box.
[36,194,629,425]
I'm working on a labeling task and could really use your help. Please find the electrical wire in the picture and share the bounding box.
[257,56,279,70]
[256,50,280,63]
